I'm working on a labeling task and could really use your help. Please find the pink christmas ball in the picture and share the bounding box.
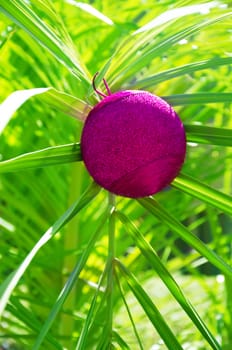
[81,90,186,198]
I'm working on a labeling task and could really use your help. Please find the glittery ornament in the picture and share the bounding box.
[81,75,186,198]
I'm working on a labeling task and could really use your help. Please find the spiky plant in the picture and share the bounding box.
[0,1,232,349]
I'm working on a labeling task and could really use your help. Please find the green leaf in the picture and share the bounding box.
[116,211,221,350]
[126,57,232,89]
[0,143,82,173]
[112,331,130,350]
[102,197,116,347]
[0,87,48,133]
[133,2,220,35]
[0,182,100,319]
[8,297,63,350]
[163,93,232,106]
[81,198,116,350]
[172,173,232,216]
[115,271,143,350]
[75,264,112,350]
[106,11,232,88]
[66,0,114,26]
[0,87,90,134]
[33,211,108,350]
[1,0,232,348]
[0,0,90,85]
[39,87,92,120]
[75,266,108,350]
[138,197,232,279]
[185,124,232,147]
[0,217,15,232]
[115,259,184,350]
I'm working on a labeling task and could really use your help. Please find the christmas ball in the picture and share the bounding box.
[81,90,186,198]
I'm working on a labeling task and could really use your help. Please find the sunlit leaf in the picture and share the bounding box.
[0,182,100,319]
[0,143,82,173]
[164,93,232,106]
[105,11,232,88]
[0,87,90,134]
[115,259,184,350]
[116,211,220,350]
[0,0,91,85]
[138,197,232,278]
[185,124,232,147]
[33,211,107,350]
[1,0,232,348]
[66,0,114,26]
[172,173,232,216]
[0,88,48,133]
[125,56,232,89]
[134,1,220,34]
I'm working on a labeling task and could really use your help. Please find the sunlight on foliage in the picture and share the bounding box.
[0,0,232,349]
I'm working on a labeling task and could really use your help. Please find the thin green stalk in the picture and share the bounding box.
[75,267,108,350]
[116,210,220,350]
[97,194,116,349]
[115,259,183,350]
[60,162,84,349]
[138,197,232,278]
[224,275,232,346]
[112,331,130,349]
[107,193,116,332]
[33,210,108,350]
[115,270,144,350]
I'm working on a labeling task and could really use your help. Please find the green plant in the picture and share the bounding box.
[0,1,232,349]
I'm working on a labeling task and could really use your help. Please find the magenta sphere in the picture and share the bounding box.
[81,90,186,198]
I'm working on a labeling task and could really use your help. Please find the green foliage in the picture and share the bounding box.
[0,0,232,349]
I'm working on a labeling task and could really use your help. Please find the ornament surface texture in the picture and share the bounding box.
[81,90,186,198]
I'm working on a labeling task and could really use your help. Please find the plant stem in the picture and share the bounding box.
[224,275,232,346]
[60,162,83,348]
[106,193,116,346]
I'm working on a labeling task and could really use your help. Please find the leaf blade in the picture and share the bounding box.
[115,259,184,350]
[133,1,220,35]
[0,87,90,134]
[129,57,232,89]
[0,143,82,173]
[172,173,232,216]
[0,0,90,85]
[0,88,48,133]
[164,93,232,106]
[0,182,100,319]
[138,197,232,279]
[33,211,108,350]
[116,211,221,350]
[185,124,232,147]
